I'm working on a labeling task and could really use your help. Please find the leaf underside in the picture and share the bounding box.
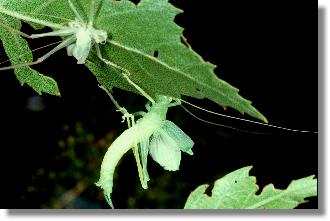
[0,0,267,122]
[0,14,60,96]
[184,166,317,209]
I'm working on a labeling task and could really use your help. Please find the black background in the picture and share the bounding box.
[0,0,318,208]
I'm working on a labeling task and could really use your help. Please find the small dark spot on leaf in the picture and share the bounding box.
[153,50,159,58]
[234,180,237,183]
[196,88,201,92]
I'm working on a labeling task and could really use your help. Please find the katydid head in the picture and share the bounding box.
[155,95,171,104]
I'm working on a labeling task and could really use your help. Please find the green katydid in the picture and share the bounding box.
[0,0,317,209]
[95,88,194,208]
[95,85,316,208]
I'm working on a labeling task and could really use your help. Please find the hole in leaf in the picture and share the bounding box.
[196,88,201,92]
[128,0,141,5]
[153,50,159,58]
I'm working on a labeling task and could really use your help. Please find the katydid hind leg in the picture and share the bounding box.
[95,44,155,103]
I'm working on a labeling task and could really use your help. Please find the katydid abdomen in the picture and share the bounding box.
[95,96,170,208]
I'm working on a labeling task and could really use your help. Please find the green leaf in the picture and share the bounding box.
[0,14,60,96]
[88,0,267,122]
[0,0,266,121]
[184,166,317,209]
[0,0,74,29]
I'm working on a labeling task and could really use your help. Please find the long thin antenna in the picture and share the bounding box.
[0,37,75,71]
[180,99,318,134]
[0,40,63,67]
[180,105,271,135]
[95,44,155,104]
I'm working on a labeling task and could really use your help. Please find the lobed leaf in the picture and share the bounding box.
[184,166,317,209]
[89,0,268,122]
[0,13,60,96]
[1,0,267,121]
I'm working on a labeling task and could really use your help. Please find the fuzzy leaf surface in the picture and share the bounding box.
[0,0,266,121]
[0,13,60,96]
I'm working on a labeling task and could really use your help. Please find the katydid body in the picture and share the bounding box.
[95,95,194,208]
[95,96,174,208]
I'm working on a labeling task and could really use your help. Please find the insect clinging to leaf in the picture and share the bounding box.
[95,90,194,208]
[0,0,317,210]
[0,0,146,97]
[0,0,100,65]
